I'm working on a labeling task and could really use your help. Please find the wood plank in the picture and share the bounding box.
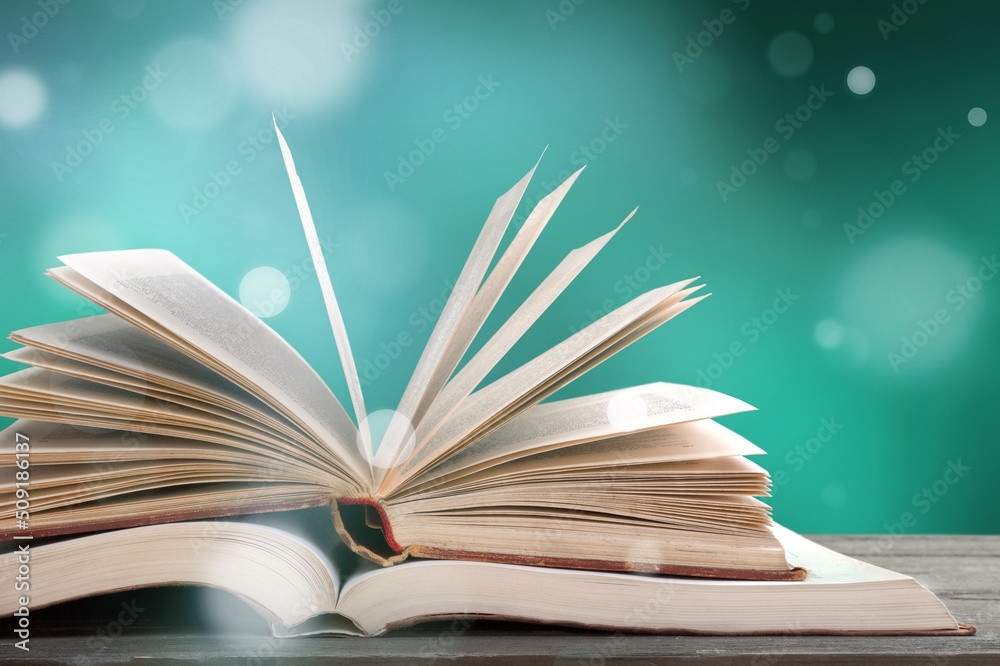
[1,535,997,665]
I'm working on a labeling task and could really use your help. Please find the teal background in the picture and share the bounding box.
[0,0,996,534]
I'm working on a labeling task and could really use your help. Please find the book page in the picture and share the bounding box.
[406,414,761,492]
[416,211,639,448]
[0,419,288,468]
[0,522,345,632]
[377,158,540,477]
[4,346,287,440]
[274,123,372,475]
[389,283,701,487]
[1,349,340,478]
[10,314,277,419]
[337,524,956,637]
[409,167,585,431]
[53,250,368,483]
[0,368,311,462]
[452,456,769,496]
[4,333,314,456]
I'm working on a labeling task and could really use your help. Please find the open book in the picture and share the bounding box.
[0,126,799,579]
[0,123,946,599]
[0,516,973,636]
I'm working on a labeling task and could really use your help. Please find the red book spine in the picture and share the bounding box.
[337,496,404,553]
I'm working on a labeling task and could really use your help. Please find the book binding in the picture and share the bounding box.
[332,497,808,581]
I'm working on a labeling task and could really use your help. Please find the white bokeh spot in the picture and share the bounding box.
[231,0,363,110]
[362,409,416,471]
[813,13,835,34]
[815,318,846,349]
[0,69,46,128]
[607,390,649,432]
[837,235,981,375]
[847,66,876,95]
[240,266,291,318]
[968,107,987,127]
[767,31,814,78]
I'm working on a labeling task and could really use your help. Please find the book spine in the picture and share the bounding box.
[336,496,404,553]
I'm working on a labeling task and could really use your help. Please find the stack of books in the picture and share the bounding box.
[0,126,972,637]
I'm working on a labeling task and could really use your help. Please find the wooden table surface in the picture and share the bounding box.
[3,535,997,665]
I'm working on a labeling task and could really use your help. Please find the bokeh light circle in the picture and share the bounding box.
[231,0,362,110]
[240,266,291,318]
[837,235,982,375]
[847,66,876,95]
[0,69,46,128]
[767,32,814,77]
[607,390,649,432]
[968,107,987,127]
[815,318,846,349]
[363,409,416,470]
[813,13,835,34]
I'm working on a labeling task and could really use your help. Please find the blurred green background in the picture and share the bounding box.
[0,0,996,535]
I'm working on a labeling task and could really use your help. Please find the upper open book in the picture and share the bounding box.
[0,124,800,580]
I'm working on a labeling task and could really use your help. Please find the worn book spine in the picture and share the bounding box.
[1,495,808,582]
[331,497,809,581]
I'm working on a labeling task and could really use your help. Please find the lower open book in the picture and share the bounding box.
[1,518,974,637]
